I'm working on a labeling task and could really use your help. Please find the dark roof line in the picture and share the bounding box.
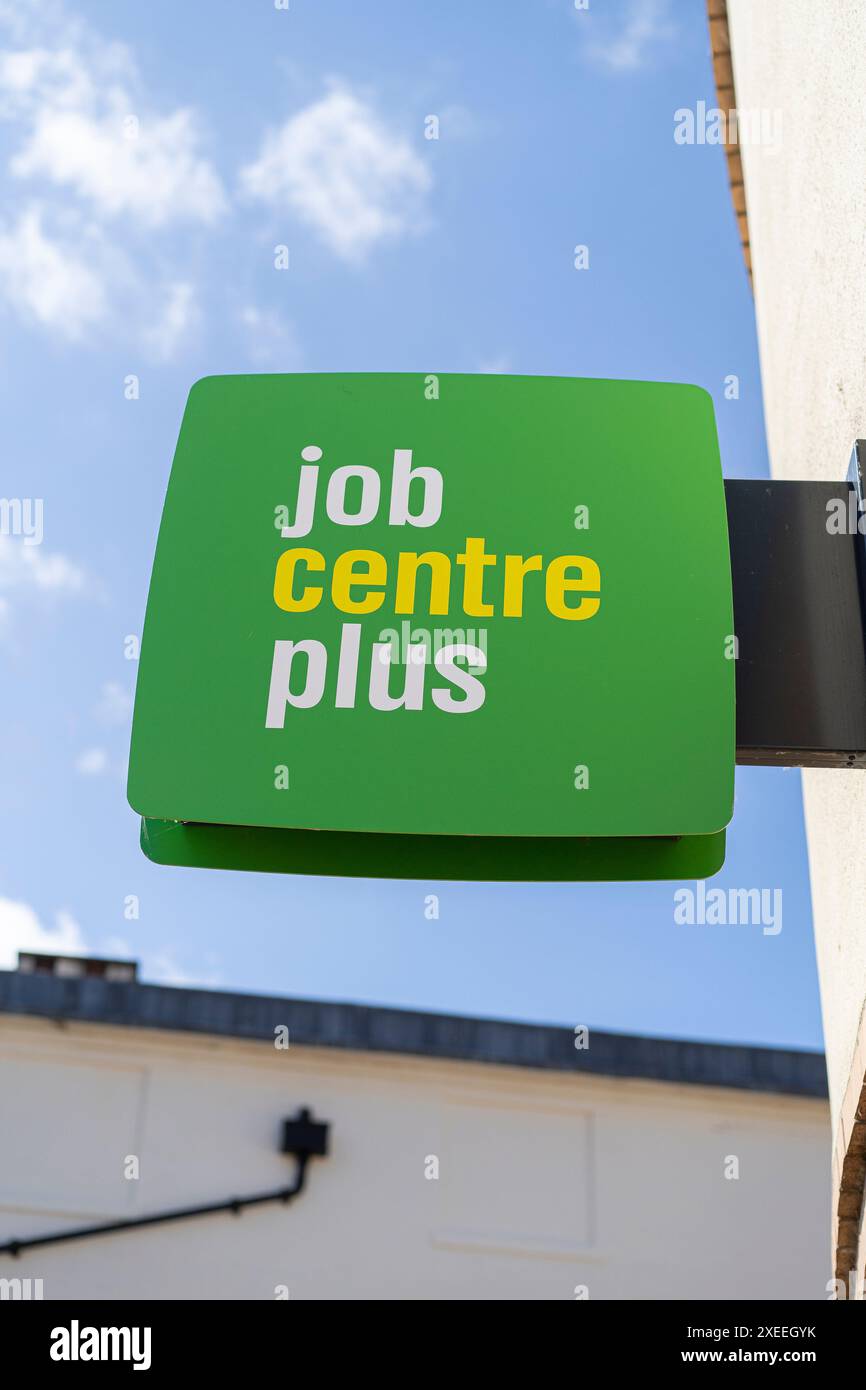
[0,970,828,1098]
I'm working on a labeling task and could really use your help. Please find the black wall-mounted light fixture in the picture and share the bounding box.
[0,1107,331,1258]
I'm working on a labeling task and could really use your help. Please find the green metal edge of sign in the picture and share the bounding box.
[141,817,726,883]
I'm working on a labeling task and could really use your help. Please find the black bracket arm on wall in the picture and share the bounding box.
[0,1107,330,1258]
[729,442,866,768]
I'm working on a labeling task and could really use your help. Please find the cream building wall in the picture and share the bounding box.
[0,996,829,1300]
[724,0,866,1284]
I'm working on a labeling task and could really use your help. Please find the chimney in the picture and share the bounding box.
[16,951,138,983]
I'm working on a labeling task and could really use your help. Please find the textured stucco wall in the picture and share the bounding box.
[726,0,866,1132]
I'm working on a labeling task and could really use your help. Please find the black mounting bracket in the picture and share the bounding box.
[0,1106,331,1258]
[729,443,866,768]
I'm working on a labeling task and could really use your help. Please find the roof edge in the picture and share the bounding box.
[0,970,828,1098]
[707,0,752,284]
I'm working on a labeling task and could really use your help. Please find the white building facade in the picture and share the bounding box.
[716,0,866,1290]
[0,968,829,1300]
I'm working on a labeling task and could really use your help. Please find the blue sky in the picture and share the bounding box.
[0,0,823,1049]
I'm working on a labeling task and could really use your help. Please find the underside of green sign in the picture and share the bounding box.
[141,818,726,882]
[128,373,735,882]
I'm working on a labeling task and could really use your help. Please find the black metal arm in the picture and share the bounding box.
[728,452,866,767]
[0,1107,329,1258]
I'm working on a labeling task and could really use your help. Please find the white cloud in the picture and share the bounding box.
[0,896,88,969]
[11,104,225,228]
[0,43,119,120]
[75,746,108,776]
[143,281,198,362]
[582,0,676,72]
[101,934,132,958]
[0,534,87,638]
[0,6,225,226]
[238,304,303,369]
[240,83,431,262]
[0,206,107,337]
[0,534,86,593]
[0,895,217,989]
[95,680,133,725]
[0,2,224,351]
[0,205,194,354]
[145,948,220,989]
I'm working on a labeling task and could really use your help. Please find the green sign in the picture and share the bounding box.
[128,373,734,880]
